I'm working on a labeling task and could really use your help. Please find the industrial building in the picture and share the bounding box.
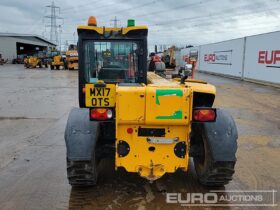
[0,33,56,62]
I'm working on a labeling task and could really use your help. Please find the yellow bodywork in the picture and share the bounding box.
[85,72,216,181]
[65,50,78,70]
[114,72,194,180]
[25,57,41,68]
[51,55,64,66]
[77,25,148,35]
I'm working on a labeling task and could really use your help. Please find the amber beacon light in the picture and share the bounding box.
[88,16,97,26]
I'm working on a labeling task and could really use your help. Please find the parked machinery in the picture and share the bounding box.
[65,44,78,70]
[37,51,49,68]
[162,46,176,69]
[24,56,43,68]
[12,55,26,64]
[50,51,65,70]
[64,16,238,187]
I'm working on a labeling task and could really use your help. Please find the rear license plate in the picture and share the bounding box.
[85,84,116,107]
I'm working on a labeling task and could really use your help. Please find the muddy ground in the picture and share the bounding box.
[0,64,279,210]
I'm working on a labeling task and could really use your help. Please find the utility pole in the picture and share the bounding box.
[64,40,69,51]
[110,16,121,27]
[73,32,76,44]
[44,1,63,49]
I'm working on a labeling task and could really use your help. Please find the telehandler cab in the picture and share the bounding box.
[65,16,238,187]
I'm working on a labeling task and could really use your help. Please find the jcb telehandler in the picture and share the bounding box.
[65,16,238,187]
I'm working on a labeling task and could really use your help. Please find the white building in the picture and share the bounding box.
[0,33,56,62]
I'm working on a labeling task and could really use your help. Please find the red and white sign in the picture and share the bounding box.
[258,50,280,65]
[244,31,280,84]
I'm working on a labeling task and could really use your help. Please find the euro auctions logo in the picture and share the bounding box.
[258,50,280,66]
[204,54,216,62]
[204,50,232,65]
[166,190,277,207]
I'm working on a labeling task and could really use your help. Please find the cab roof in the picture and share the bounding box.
[77,25,148,36]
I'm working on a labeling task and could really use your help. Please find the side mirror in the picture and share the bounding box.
[184,64,193,70]
[180,64,193,84]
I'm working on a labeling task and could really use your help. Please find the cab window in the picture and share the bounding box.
[84,40,139,83]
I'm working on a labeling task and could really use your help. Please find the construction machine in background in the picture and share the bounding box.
[12,55,26,64]
[65,44,78,70]
[37,51,49,68]
[65,16,238,187]
[24,56,43,68]
[160,46,183,78]
[162,46,176,69]
[50,51,65,70]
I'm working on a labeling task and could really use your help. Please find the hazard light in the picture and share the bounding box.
[193,108,216,122]
[90,108,113,120]
[88,16,97,26]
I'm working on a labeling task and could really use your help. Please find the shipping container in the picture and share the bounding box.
[198,38,245,78]
[243,31,280,84]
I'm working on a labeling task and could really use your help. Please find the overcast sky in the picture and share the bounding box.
[0,0,280,50]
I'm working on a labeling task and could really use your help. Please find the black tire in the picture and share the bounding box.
[67,157,98,186]
[192,124,236,187]
[51,65,54,70]
[65,108,100,187]
[194,135,235,186]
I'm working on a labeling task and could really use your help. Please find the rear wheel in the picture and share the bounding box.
[67,156,98,186]
[50,65,54,70]
[192,124,235,187]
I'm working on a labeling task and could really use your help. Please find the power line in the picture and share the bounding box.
[44,1,63,46]
[122,0,207,19]
[147,3,280,32]
[61,0,101,12]
[110,16,121,27]
[61,0,129,15]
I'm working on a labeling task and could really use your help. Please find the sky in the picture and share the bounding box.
[0,0,280,50]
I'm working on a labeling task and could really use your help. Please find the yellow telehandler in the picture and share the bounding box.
[65,16,238,187]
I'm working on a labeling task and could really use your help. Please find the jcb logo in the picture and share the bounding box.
[258,50,280,64]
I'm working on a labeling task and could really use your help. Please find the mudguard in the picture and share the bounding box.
[65,107,100,161]
[201,109,238,161]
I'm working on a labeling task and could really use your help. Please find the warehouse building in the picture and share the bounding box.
[0,33,56,63]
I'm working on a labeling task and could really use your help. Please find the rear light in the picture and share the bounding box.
[193,108,216,122]
[90,108,113,120]
[127,128,133,134]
